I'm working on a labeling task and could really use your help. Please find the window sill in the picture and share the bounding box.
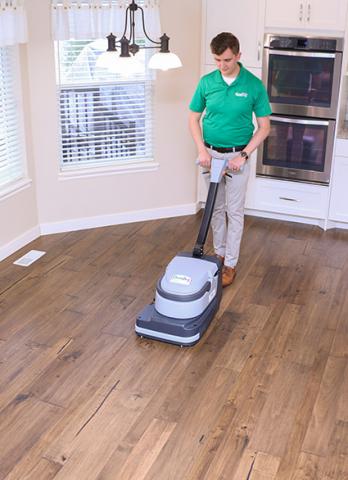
[0,177,32,202]
[58,159,159,180]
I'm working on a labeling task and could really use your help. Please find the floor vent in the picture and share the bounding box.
[13,250,46,267]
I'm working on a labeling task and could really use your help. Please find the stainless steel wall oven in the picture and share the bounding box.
[257,34,343,184]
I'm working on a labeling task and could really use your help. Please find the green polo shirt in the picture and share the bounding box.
[189,63,272,147]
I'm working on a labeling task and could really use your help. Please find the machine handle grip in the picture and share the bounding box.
[196,158,244,174]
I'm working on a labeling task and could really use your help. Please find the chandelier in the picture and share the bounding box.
[105,0,182,71]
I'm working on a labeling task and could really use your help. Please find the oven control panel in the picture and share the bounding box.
[265,35,343,52]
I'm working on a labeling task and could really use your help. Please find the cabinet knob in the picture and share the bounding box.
[299,2,303,21]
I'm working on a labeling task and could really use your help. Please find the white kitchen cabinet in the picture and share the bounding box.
[251,177,330,219]
[265,0,347,31]
[329,154,348,223]
[203,0,265,68]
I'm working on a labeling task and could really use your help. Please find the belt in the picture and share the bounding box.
[204,142,247,153]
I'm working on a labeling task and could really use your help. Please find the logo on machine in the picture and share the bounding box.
[170,274,192,286]
[235,92,248,97]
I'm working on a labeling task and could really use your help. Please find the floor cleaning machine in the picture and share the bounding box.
[135,157,229,346]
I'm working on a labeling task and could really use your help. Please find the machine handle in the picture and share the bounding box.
[193,157,244,257]
[195,158,244,176]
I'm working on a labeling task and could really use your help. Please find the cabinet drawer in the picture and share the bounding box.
[253,179,329,219]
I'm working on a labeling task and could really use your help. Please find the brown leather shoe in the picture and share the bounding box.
[222,266,236,287]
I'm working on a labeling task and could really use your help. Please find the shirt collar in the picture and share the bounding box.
[216,62,244,87]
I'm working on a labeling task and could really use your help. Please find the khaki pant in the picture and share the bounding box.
[204,147,250,268]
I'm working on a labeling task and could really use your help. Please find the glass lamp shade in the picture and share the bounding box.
[96,51,144,75]
[111,56,143,75]
[148,52,182,71]
[96,51,117,70]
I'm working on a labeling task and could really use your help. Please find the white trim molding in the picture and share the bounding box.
[0,225,41,262]
[245,208,327,230]
[326,219,348,230]
[40,202,200,234]
[1,202,200,262]
[0,178,32,202]
[58,160,159,180]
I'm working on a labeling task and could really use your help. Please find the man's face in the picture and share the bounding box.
[213,48,241,77]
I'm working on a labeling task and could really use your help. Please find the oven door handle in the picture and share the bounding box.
[268,49,336,59]
[271,117,330,126]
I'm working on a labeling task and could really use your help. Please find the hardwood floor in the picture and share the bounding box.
[0,214,348,479]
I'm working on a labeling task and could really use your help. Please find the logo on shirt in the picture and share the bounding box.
[235,92,248,97]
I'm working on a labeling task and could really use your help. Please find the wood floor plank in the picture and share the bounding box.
[20,457,62,480]
[302,355,348,456]
[214,303,272,372]
[230,448,257,479]
[143,366,238,480]
[330,288,348,358]
[28,333,127,408]
[322,420,348,479]
[0,337,71,411]
[198,304,308,479]
[0,395,62,479]
[98,419,176,480]
[42,340,181,476]
[45,384,154,479]
[249,360,310,458]
[183,399,238,480]
[274,324,336,480]
[251,451,281,479]
[86,351,195,477]
[290,451,324,480]
[1,215,348,478]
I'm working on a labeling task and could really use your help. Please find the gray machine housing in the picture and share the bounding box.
[135,253,222,346]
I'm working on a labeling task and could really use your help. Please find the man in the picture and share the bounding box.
[189,32,271,287]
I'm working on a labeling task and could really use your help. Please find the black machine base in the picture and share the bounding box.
[135,284,222,347]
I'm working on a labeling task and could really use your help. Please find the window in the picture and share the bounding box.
[0,46,26,193]
[55,38,153,170]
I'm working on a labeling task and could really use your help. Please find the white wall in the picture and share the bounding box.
[27,0,201,226]
[0,0,202,257]
[0,46,39,258]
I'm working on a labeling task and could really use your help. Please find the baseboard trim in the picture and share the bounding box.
[1,203,200,262]
[40,203,200,235]
[5,203,345,263]
[245,208,326,229]
[0,226,41,262]
[325,219,348,230]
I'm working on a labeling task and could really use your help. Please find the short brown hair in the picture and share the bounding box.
[210,32,240,55]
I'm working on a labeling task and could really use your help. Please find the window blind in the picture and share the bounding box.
[0,46,25,190]
[55,38,153,168]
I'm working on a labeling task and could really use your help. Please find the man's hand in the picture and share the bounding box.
[228,154,246,172]
[198,148,212,168]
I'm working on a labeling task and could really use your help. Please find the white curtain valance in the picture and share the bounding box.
[0,0,28,47]
[51,0,161,41]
